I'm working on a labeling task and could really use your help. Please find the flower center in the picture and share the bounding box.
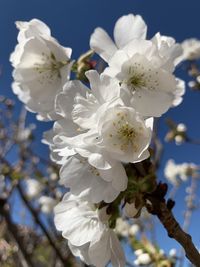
[108,112,139,152]
[34,52,69,83]
[127,73,146,89]
[122,63,160,92]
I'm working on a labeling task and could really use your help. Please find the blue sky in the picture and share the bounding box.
[1,0,200,265]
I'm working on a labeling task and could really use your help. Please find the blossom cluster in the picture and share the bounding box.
[11,14,186,266]
[164,159,199,186]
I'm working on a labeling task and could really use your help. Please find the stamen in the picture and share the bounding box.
[34,52,69,84]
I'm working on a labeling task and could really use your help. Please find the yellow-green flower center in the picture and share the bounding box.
[127,73,146,89]
[34,52,69,83]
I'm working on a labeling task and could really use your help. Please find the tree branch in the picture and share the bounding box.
[145,186,200,267]
[0,198,35,267]
[17,182,70,267]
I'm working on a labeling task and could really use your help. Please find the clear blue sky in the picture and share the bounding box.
[1,0,200,265]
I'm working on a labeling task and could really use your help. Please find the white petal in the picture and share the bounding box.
[89,230,111,267]
[110,230,126,267]
[90,27,117,62]
[114,14,147,49]
[131,89,174,117]
[68,242,91,265]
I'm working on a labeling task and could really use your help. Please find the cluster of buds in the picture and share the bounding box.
[165,119,187,145]
[132,237,176,266]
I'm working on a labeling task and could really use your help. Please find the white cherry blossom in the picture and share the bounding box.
[74,104,153,169]
[176,38,200,63]
[38,196,57,214]
[10,19,72,121]
[103,40,184,117]
[59,155,127,203]
[90,14,147,62]
[25,178,43,199]
[136,253,151,265]
[124,202,140,218]
[90,14,182,70]
[90,14,184,117]
[54,193,125,267]
[164,159,199,186]
[151,32,182,72]
[115,218,130,237]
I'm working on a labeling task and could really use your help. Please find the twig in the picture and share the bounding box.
[179,177,198,267]
[0,155,70,266]
[133,162,200,266]
[145,188,200,267]
[17,182,69,267]
[0,198,35,267]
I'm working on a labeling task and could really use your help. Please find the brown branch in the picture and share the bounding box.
[17,182,70,267]
[145,187,200,267]
[133,162,200,266]
[0,156,70,267]
[0,198,35,267]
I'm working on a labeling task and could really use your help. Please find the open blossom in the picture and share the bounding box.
[164,159,199,186]
[176,38,200,62]
[59,155,127,203]
[54,193,125,267]
[90,14,185,117]
[25,178,43,199]
[43,70,151,202]
[38,196,57,213]
[115,218,130,237]
[43,71,125,156]
[10,19,73,121]
[90,14,181,69]
[103,41,184,117]
[75,104,153,168]
[90,14,147,62]
[52,94,153,167]
[134,252,151,265]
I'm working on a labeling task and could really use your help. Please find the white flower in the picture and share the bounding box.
[103,41,184,117]
[188,80,196,89]
[38,196,57,213]
[134,249,143,256]
[59,155,127,203]
[69,104,153,172]
[164,159,199,185]
[115,218,130,237]
[90,14,181,70]
[151,32,182,71]
[175,135,184,145]
[68,70,121,130]
[10,19,52,67]
[88,105,153,164]
[169,248,177,257]
[90,14,184,117]
[164,159,182,186]
[43,71,122,163]
[177,38,200,62]
[124,202,140,218]
[43,71,150,202]
[54,193,125,267]
[129,224,140,236]
[137,253,151,264]
[25,179,43,199]
[10,19,72,121]
[90,14,147,62]
[176,123,187,132]
[43,70,153,204]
